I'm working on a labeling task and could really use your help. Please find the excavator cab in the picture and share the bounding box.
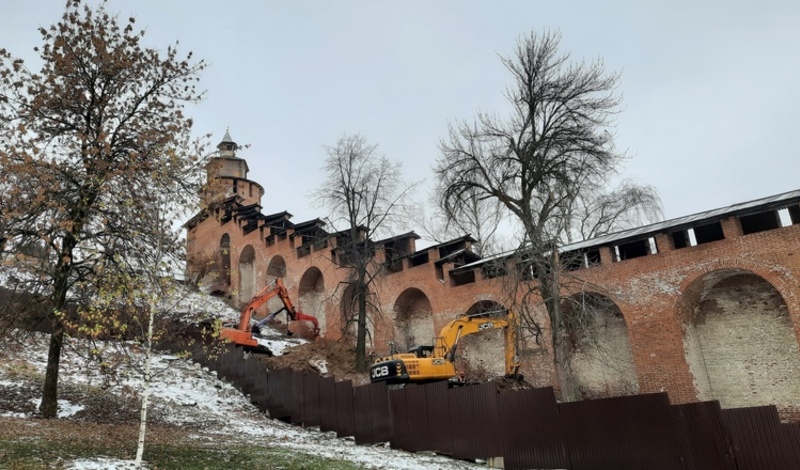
[408,345,434,358]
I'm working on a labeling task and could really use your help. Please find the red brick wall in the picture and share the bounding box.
[186,180,800,418]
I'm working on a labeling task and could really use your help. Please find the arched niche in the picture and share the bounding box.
[219,233,231,287]
[238,245,256,306]
[299,267,326,335]
[679,269,800,411]
[263,255,287,315]
[339,282,375,349]
[266,255,286,282]
[393,288,434,351]
[458,300,507,380]
[560,292,639,399]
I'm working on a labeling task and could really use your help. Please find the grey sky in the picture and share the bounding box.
[4,1,799,241]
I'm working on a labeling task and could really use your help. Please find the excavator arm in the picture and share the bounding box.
[436,310,520,376]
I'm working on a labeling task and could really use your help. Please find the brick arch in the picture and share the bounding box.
[560,292,639,399]
[677,263,800,414]
[298,267,326,335]
[392,287,434,351]
[266,255,286,281]
[677,258,800,323]
[466,299,506,317]
[237,245,256,306]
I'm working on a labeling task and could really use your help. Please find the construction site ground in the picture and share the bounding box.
[254,321,535,391]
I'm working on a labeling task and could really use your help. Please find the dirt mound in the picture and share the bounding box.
[488,375,535,391]
[254,338,370,386]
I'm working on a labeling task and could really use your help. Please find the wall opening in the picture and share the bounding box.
[693,221,725,244]
[613,237,657,261]
[456,300,507,381]
[409,252,429,267]
[298,267,326,335]
[450,269,476,286]
[561,293,639,399]
[339,283,375,349]
[238,245,256,307]
[264,255,287,316]
[679,270,800,412]
[393,288,434,352]
[739,210,781,235]
[220,233,231,287]
[481,260,507,279]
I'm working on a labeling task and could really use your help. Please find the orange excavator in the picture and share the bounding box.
[219,278,320,352]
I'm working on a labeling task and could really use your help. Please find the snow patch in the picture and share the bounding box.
[65,457,146,469]
[309,358,329,375]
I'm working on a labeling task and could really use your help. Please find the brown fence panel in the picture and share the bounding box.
[445,383,501,461]
[670,401,736,470]
[334,380,356,438]
[559,392,683,470]
[783,423,800,464]
[721,405,800,470]
[318,377,338,432]
[388,386,412,451]
[302,373,321,428]
[353,385,372,443]
[423,381,453,455]
[353,383,392,444]
[239,359,265,398]
[250,373,271,411]
[390,383,434,452]
[265,367,292,420]
[289,369,305,425]
[216,348,243,382]
[369,382,393,443]
[498,387,567,470]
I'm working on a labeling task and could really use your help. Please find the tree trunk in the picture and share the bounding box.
[538,257,579,402]
[553,323,579,401]
[40,328,64,418]
[355,278,368,373]
[135,304,156,467]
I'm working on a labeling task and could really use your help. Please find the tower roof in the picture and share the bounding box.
[220,128,235,145]
[216,128,239,157]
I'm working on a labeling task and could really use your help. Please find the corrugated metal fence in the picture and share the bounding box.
[160,339,800,470]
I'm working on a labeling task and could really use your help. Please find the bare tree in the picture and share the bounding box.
[314,134,416,372]
[564,178,662,244]
[417,184,511,257]
[434,30,662,400]
[0,0,206,418]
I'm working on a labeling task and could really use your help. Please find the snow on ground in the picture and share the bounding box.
[0,276,487,468]
[1,330,487,470]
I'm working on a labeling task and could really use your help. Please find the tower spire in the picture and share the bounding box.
[217,127,238,157]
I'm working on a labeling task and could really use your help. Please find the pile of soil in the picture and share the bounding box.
[488,375,535,391]
[254,337,371,386]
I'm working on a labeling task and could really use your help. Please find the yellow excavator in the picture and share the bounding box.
[369,309,521,384]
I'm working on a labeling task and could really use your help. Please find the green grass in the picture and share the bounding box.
[0,439,366,470]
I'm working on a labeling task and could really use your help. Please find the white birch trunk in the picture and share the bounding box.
[135,301,156,467]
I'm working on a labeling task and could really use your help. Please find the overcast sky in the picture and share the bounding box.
[4,1,799,242]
